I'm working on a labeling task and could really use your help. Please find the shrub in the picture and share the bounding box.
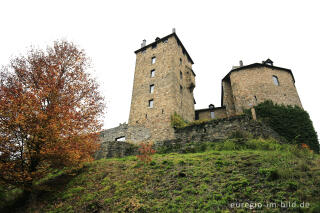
[171,112,211,129]
[136,142,156,164]
[285,144,315,160]
[250,100,319,153]
[171,112,188,128]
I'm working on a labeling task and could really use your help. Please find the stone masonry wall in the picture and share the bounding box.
[95,141,138,159]
[229,66,302,114]
[222,78,236,116]
[96,116,281,159]
[100,123,151,144]
[168,115,281,144]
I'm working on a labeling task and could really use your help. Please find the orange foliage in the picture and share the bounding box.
[0,41,105,190]
[136,142,156,164]
[301,143,313,153]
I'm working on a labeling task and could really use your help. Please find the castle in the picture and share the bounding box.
[101,29,302,144]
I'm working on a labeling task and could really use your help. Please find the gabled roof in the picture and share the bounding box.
[134,32,194,64]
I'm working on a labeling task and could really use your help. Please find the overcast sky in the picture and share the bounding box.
[1,0,319,141]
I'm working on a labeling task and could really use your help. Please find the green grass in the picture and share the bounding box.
[2,140,320,212]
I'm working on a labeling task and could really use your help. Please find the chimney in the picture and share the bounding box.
[172,28,176,33]
[155,37,160,41]
[141,39,146,48]
[239,60,243,67]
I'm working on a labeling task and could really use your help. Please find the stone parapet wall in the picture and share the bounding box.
[100,123,151,144]
[95,141,138,159]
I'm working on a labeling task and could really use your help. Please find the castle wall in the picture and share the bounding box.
[128,35,195,142]
[96,116,281,159]
[229,66,302,114]
[155,115,281,149]
[100,123,151,144]
[95,140,138,159]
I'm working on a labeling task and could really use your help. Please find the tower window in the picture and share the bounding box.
[272,75,279,86]
[150,69,155,77]
[151,57,156,64]
[210,111,215,119]
[179,58,182,65]
[148,99,154,108]
[180,71,183,80]
[150,84,154,93]
[180,85,183,93]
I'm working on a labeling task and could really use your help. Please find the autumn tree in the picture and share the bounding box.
[0,41,105,191]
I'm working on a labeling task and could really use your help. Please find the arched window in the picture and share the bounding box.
[272,75,279,86]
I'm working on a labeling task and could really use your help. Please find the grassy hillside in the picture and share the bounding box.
[2,139,320,212]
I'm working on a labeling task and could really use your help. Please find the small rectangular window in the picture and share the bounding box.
[179,58,182,65]
[151,57,156,64]
[272,75,279,86]
[150,69,155,77]
[210,111,215,119]
[148,99,154,108]
[180,85,183,93]
[180,71,183,79]
[116,136,125,141]
[150,84,154,93]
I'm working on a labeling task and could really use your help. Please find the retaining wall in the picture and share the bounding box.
[96,115,281,159]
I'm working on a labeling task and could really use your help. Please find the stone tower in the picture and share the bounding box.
[128,31,196,141]
[222,59,303,116]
